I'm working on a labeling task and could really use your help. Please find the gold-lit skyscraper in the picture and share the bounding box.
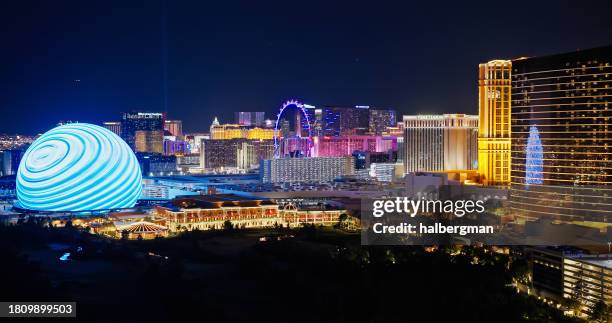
[478,60,512,185]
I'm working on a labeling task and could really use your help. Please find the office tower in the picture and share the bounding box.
[478,60,512,185]
[260,156,355,183]
[235,112,265,127]
[164,120,183,139]
[102,122,121,136]
[121,112,165,151]
[369,108,396,135]
[135,130,164,154]
[403,114,478,173]
[510,46,612,222]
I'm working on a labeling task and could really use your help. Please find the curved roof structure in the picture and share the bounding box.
[16,123,142,212]
[120,221,168,233]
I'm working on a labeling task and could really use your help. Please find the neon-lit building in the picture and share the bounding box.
[403,114,478,174]
[311,135,397,157]
[509,46,612,222]
[478,60,512,186]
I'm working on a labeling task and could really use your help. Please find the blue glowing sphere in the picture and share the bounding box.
[16,123,142,211]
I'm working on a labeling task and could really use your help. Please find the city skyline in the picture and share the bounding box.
[0,14,611,320]
[1,0,611,135]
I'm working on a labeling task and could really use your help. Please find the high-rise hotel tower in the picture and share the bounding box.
[403,114,478,173]
[510,46,611,222]
[478,60,512,185]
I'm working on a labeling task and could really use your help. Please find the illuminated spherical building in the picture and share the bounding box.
[16,123,142,212]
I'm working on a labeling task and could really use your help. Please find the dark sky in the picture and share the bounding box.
[1,0,611,135]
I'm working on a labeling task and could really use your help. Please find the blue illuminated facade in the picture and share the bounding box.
[16,123,143,211]
[525,126,543,185]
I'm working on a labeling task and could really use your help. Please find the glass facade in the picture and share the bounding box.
[510,46,612,222]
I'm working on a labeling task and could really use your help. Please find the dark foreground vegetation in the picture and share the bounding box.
[0,219,583,323]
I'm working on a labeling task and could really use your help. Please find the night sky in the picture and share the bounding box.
[1,0,611,135]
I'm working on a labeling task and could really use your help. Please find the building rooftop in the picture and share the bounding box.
[168,194,276,210]
[566,254,612,269]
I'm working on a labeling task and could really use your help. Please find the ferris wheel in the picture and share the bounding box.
[273,99,313,158]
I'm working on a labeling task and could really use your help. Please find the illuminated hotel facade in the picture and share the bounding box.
[478,60,512,185]
[153,195,352,231]
[200,139,274,170]
[403,114,478,174]
[210,122,274,140]
[260,156,355,183]
[509,46,612,222]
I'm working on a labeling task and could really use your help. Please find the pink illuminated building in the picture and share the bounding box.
[311,135,397,157]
